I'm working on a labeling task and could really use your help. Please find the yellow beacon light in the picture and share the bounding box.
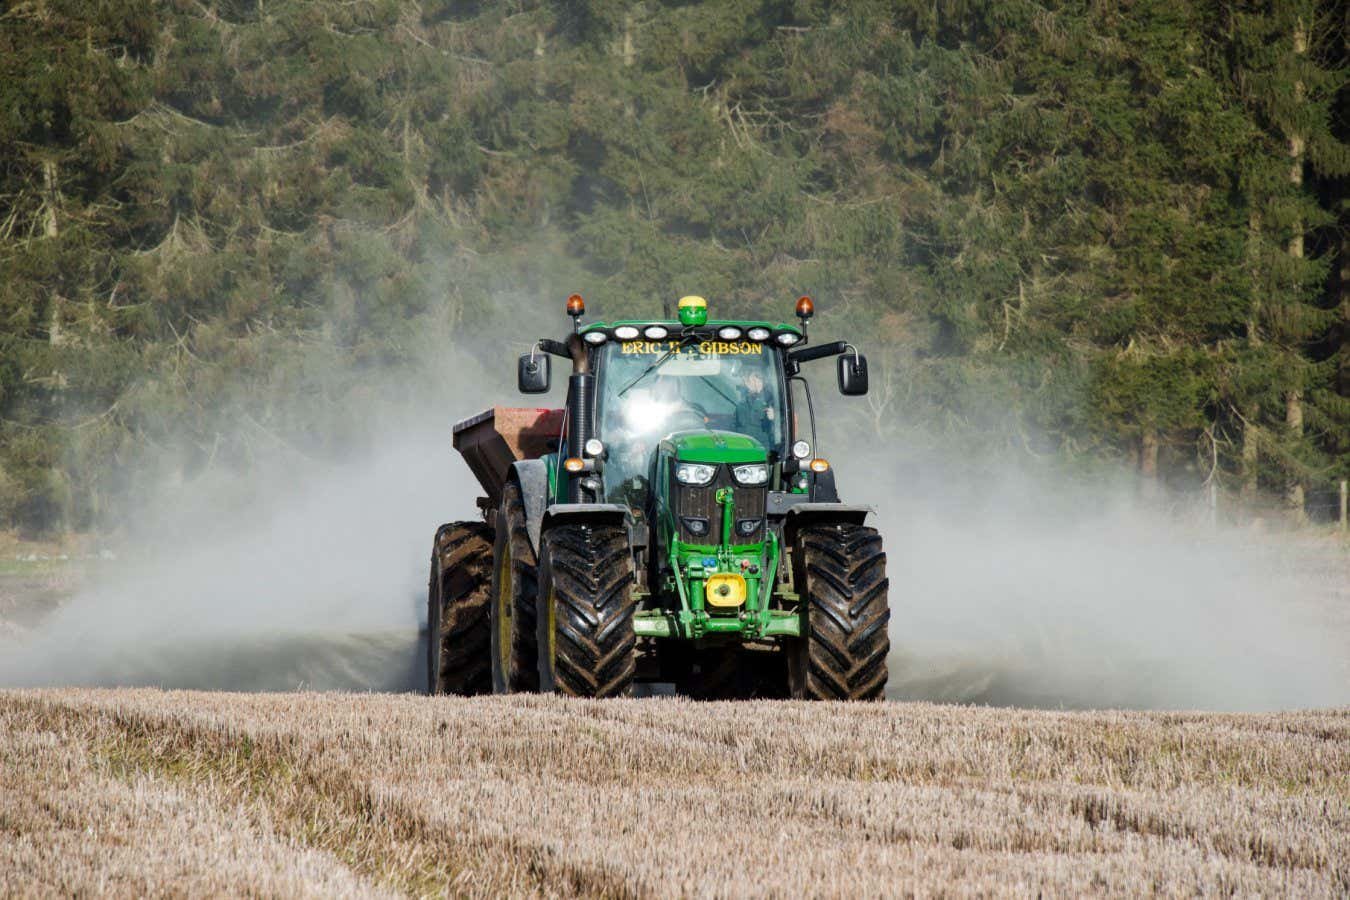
[678,295,708,327]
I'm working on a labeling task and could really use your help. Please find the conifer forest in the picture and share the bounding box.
[1,1,1347,534]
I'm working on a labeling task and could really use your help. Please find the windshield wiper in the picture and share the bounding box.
[698,375,737,408]
[618,333,695,397]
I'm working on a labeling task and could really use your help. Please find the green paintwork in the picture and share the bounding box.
[542,451,558,502]
[632,608,800,638]
[665,431,766,464]
[638,422,792,640]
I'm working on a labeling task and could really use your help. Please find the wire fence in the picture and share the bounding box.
[1178,479,1350,533]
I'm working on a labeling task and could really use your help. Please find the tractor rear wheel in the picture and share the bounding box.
[490,482,539,693]
[427,521,494,695]
[535,523,636,698]
[788,524,890,701]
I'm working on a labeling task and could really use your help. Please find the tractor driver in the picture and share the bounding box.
[731,365,779,451]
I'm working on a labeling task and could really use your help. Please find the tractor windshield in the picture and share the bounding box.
[595,338,786,506]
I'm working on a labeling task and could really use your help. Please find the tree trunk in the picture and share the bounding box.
[1240,406,1259,500]
[1139,428,1159,500]
[1283,15,1307,522]
[1286,389,1305,522]
[42,158,59,238]
[1246,210,1262,344]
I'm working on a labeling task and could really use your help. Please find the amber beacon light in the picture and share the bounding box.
[795,295,815,321]
[566,293,585,317]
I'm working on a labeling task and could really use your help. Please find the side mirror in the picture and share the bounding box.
[518,352,550,394]
[838,353,868,396]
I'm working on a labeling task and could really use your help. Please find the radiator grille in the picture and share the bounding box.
[672,465,766,545]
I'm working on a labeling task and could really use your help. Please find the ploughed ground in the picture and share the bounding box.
[2,690,1346,897]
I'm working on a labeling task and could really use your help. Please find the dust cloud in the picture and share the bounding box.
[0,429,457,691]
[839,453,1350,711]
[1,333,1346,710]
[0,319,554,693]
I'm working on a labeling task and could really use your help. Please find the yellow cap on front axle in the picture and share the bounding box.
[678,295,708,326]
[705,572,747,608]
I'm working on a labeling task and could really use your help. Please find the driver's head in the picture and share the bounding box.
[744,371,765,394]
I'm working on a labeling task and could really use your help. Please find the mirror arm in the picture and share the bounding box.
[538,338,571,358]
[788,341,849,365]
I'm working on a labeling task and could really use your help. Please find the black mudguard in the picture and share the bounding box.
[541,503,632,535]
[783,502,873,548]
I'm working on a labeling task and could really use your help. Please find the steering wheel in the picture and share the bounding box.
[666,403,711,432]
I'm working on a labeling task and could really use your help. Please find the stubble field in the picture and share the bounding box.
[2,689,1346,897]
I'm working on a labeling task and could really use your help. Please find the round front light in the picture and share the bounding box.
[614,325,640,340]
[644,325,669,340]
[675,462,716,486]
[583,438,605,458]
[746,327,770,341]
[583,331,607,345]
[775,332,801,346]
[791,440,811,460]
[717,326,742,340]
[732,463,769,485]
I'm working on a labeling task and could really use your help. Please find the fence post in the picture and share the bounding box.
[1340,480,1347,533]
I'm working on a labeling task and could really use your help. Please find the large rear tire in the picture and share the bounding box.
[788,524,890,701]
[427,521,494,696]
[535,523,636,698]
[490,482,539,693]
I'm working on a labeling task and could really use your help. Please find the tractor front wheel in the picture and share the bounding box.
[535,523,636,698]
[427,521,494,695]
[788,524,890,701]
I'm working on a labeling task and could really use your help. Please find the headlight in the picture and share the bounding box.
[718,326,742,340]
[614,326,640,340]
[731,463,768,485]
[583,331,607,345]
[675,463,716,486]
[791,440,811,460]
[746,327,770,341]
[644,325,669,340]
[776,332,800,346]
[680,516,709,536]
[583,438,604,458]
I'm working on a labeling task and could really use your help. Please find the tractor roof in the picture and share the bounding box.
[581,320,802,334]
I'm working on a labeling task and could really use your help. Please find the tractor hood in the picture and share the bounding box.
[666,430,766,464]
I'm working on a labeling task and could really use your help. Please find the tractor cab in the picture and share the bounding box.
[592,329,787,514]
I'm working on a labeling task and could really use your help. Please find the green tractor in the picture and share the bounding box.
[427,294,889,700]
